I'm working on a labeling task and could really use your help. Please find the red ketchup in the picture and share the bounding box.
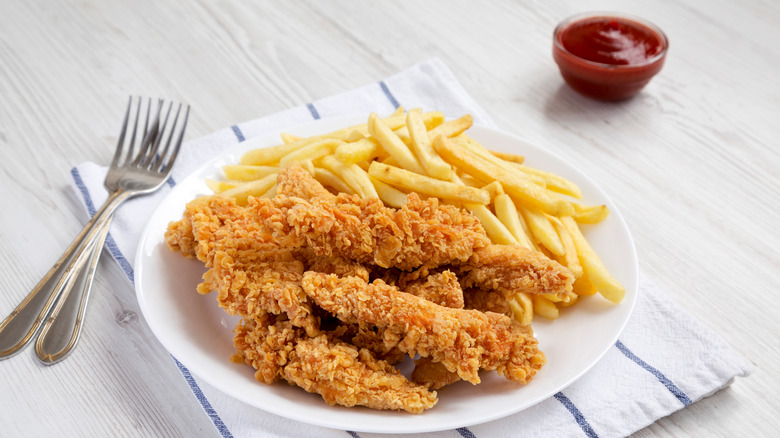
[553,13,668,100]
[560,18,664,66]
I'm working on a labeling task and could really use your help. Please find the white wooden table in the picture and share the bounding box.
[1,0,777,436]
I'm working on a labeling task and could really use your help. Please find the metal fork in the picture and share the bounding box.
[0,96,189,362]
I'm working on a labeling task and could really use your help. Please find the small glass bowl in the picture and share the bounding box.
[552,12,669,101]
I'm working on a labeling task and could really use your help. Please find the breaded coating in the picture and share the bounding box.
[411,318,537,390]
[345,324,406,364]
[403,270,464,309]
[294,247,370,282]
[164,216,197,258]
[301,273,546,385]
[457,245,575,299]
[165,194,320,335]
[276,164,334,201]
[207,248,320,336]
[270,168,491,270]
[233,316,437,413]
[464,288,512,316]
[411,357,462,390]
[281,192,490,270]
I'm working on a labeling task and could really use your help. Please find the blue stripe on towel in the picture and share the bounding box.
[231,125,246,142]
[554,392,598,438]
[379,81,400,109]
[70,167,233,437]
[172,355,234,438]
[457,427,478,438]
[615,340,693,406]
[307,102,321,119]
[346,431,361,438]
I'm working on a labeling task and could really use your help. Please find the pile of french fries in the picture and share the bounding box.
[205,107,625,325]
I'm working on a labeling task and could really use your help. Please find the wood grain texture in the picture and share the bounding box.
[1,0,778,436]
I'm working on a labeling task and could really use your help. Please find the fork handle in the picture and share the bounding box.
[34,217,111,365]
[0,190,129,359]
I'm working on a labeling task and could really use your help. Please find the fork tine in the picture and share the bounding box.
[109,96,133,169]
[121,96,143,166]
[141,101,172,169]
[151,103,183,172]
[132,99,163,167]
[159,104,189,177]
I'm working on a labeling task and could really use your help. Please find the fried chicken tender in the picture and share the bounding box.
[207,247,321,336]
[301,273,546,385]
[269,166,491,270]
[457,245,575,299]
[164,215,197,258]
[233,315,437,413]
[294,247,370,282]
[165,195,321,334]
[464,288,512,316]
[375,269,464,308]
[403,270,464,309]
[411,357,462,390]
[276,164,334,201]
[411,318,537,390]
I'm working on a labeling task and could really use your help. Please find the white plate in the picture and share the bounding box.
[135,116,638,434]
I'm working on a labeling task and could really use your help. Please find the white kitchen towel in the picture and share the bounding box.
[70,58,751,438]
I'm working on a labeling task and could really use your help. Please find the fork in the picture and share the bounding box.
[0,96,189,361]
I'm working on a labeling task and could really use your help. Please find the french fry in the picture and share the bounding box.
[335,137,380,164]
[557,293,581,307]
[406,108,454,180]
[490,150,525,164]
[324,107,407,141]
[514,293,534,326]
[369,175,408,208]
[369,161,490,205]
[532,295,559,319]
[572,274,598,296]
[280,132,303,144]
[279,138,344,168]
[510,162,582,199]
[434,135,574,216]
[482,181,505,198]
[368,113,426,175]
[394,111,447,143]
[455,136,546,186]
[572,203,610,224]
[318,155,377,198]
[507,298,526,324]
[518,206,566,256]
[344,129,365,142]
[220,173,278,205]
[260,183,277,198]
[494,194,535,250]
[463,203,519,245]
[549,216,583,278]
[205,179,238,194]
[222,165,279,181]
[298,159,315,175]
[457,173,483,188]
[240,137,316,165]
[313,167,354,195]
[427,114,473,140]
[561,216,625,303]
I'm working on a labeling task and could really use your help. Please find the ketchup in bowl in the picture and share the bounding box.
[553,12,668,100]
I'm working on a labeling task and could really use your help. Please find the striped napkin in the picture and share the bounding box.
[70,58,751,438]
